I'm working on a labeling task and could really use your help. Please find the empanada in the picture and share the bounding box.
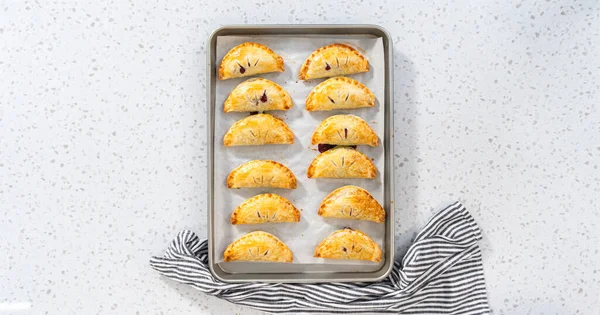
[228,160,297,189]
[299,44,369,80]
[318,186,385,223]
[224,114,294,146]
[307,147,376,179]
[230,193,300,224]
[224,231,293,262]
[219,42,284,80]
[224,78,292,112]
[305,77,375,111]
[314,228,381,262]
[311,115,377,147]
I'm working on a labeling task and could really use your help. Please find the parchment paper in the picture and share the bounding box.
[213,35,385,271]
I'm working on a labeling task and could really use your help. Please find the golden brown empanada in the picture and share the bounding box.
[305,77,375,111]
[230,193,300,224]
[311,115,378,147]
[318,186,385,223]
[224,231,293,262]
[224,78,292,112]
[307,147,376,179]
[314,228,381,262]
[219,42,284,80]
[299,44,369,80]
[224,114,294,146]
[228,160,297,189]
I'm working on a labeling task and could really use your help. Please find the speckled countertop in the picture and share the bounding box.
[1,1,599,314]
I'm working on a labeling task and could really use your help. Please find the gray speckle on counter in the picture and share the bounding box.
[1,1,599,314]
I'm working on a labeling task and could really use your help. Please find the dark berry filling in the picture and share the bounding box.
[260,90,268,103]
[317,144,356,153]
[318,144,336,153]
[325,62,331,71]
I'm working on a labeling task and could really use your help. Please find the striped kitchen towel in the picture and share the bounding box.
[150,201,490,314]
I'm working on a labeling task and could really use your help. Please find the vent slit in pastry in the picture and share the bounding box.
[228,160,296,189]
[224,114,294,146]
[307,147,376,179]
[224,231,293,262]
[311,115,378,147]
[224,78,292,112]
[219,42,284,80]
[231,193,300,224]
[299,44,369,80]
[313,228,381,262]
[318,185,385,223]
[305,77,374,111]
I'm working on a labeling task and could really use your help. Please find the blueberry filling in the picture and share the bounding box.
[239,63,246,74]
[318,144,336,153]
[260,90,268,103]
[325,62,331,71]
[317,144,356,153]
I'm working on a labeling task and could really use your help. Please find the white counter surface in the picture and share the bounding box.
[1,1,599,314]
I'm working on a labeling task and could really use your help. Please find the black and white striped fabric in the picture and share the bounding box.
[150,202,490,314]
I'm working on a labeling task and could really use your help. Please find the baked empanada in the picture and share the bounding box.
[299,44,369,80]
[311,115,378,147]
[307,147,376,179]
[224,114,294,146]
[318,186,385,223]
[305,77,375,111]
[314,228,381,262]
[219,42,284,80]
[228,160,297,189]
[224,231,293,262]
[230,193,300,224]
[224,78,292,112]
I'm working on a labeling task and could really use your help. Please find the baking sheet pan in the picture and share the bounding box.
[207,25,394,283]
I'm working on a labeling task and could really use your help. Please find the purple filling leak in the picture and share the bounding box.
[317,144,356,153]
[317,144,336,153]
[260,91,268,103]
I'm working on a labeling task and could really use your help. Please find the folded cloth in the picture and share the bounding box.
[150,201,490,314]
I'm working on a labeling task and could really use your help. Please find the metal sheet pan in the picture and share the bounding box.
[207,25,394,283]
